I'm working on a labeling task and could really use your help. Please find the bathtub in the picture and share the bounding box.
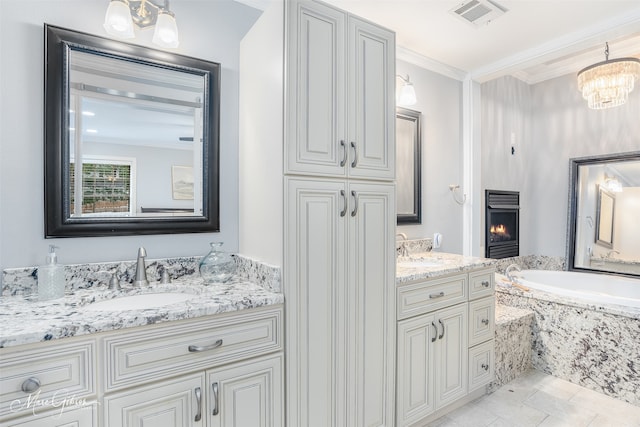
[507,269,640,309]
[496,269,640,406]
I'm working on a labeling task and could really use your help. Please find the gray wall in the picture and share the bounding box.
[0,1,260,269]
[482,73,640,257]
[396,60,464,254]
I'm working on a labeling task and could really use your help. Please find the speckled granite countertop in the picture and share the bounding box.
[396,252,496,285]
[0,276,283,348]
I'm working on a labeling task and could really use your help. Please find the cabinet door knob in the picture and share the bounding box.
[481,363,489,371]
[21,377,41,393]
[350,141,358,168]
[481,318,489,326]
[339,140,347,167]
[188,339,223,353]
[194,387,202,422]
[431,322,437,343]
[212,382,219,416]
[481,280,490,288]
[438,319,445,340]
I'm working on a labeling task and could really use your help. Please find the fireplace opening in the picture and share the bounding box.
[485,190,519,259]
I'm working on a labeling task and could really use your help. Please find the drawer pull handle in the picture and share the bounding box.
[340,190,347,217]
[481,280,490,288]
[340,140,347,167]
[431,322,437,343]
[429,291,445,299]
[481,318,489,326]
[21,377,41,393]
[188,339,223,353]
[212,382,219,416]
[481,363,489,371]
[438,319,445,340]
[194,387,202,422]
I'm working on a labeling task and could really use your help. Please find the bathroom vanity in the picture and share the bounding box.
[0,278,284,427]
[395,252,496,426]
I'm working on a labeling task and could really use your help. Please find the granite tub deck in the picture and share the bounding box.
[0,255,283,348]
[495,275,640,407]
[490,305,534,392]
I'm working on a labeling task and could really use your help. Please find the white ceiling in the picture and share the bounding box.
[311,0,640,83]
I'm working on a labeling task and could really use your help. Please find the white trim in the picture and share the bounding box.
[469,7,640,83]
[396,46,467,81]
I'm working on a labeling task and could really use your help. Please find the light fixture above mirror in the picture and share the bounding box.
[396,74,417,106]
[104,0,179,48]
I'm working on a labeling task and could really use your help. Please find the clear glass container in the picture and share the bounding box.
[199,242,235,284]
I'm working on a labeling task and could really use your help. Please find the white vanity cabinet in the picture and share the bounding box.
[286,0,395,181]
[0,305,283,427]
[102,305,284,427]
[285,177,395,426]
[396,267,495,426]
[0,338,98,426]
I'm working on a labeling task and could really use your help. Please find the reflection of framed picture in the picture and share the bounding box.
[595,185,615,248]
[171,166,194,200]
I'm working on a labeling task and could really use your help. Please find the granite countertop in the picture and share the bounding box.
[396,251,496,285]
[0,276,284,349]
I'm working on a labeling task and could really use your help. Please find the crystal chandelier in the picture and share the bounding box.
[577,42,640,110]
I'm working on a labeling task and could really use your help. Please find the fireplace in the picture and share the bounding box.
[485,190,519,259]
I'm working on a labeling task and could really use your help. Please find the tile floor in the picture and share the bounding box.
[429,369,640,427]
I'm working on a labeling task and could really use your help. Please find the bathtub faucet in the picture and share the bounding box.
[605,250,620,260]
[505,264,521,282]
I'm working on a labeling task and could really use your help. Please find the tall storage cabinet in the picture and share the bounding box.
[284,1,396,426]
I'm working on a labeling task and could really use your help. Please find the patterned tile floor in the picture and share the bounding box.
[429,369,640,427]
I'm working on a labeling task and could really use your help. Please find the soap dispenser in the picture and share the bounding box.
[38,245,66,301]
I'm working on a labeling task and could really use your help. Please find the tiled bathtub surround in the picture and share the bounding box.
[496,281,640,407]
[2,254,280,297]
[490,305,534,392]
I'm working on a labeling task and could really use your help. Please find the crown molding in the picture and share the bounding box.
[396,46,468,81]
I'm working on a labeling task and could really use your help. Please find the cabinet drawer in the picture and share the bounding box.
[469,341,494,392]
[397,274,467,320]
[469,269,494,300]
[4,404,97,427]
[102,306,283,391]
[468,297,495,347]
[0,340,96,421]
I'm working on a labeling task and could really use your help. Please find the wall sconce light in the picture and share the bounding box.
[396,74,417,106]
[603,174,623,192]
[104,0,180,48]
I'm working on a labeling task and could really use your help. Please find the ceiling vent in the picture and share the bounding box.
[450,0,507,27]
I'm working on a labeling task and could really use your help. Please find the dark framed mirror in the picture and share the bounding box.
[567,151,640,278]
[396,107,422,224]
[45,24,220,237]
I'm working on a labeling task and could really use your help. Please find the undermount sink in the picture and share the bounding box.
[397,259,443,268]
[84,292,196,311]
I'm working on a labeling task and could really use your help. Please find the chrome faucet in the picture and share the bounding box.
[605,250,620,259]
[505,263,521,282]
[396,233,409,258]
[133,247,149,286]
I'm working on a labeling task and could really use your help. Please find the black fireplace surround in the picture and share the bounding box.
[485,190,519,259]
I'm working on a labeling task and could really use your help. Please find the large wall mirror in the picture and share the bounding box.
[567,151,640,277]
[396,107,422,224]
[45,24,220,237]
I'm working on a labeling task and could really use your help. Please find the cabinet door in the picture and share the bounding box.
[104,373,204,427]
[434,304,468,409]
[286,0,347,177]
[208,354,283,427]
[347,17,395,180]
[348,182,395,426]
[285,178,348,426]
[396,313,436,427]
